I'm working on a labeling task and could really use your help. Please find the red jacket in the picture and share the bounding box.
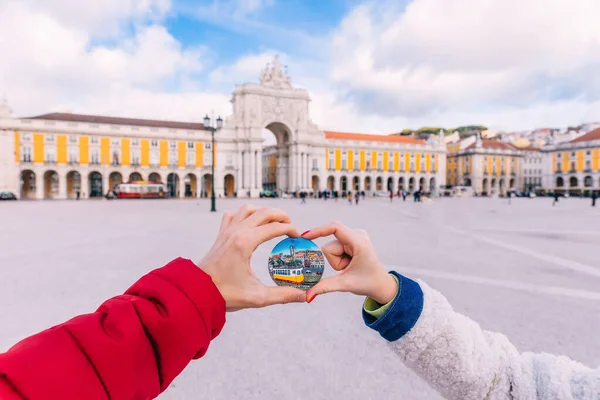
[0,258,226,399]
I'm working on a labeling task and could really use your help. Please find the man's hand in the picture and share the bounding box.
[199,205,306,311]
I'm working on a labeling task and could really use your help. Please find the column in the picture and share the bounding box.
[58,171,67,200]
[81,172,88,199]
[256,148,263,193]
[35,171,44,200]
[306,153,310,189]
[178,174,186,198]
[102,171,109,196]
[392,174,398,194]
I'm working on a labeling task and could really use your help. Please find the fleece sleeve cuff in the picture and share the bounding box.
[362,271,424,342]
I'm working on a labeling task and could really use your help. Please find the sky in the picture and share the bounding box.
[271,237,318,256]
[2,0,600,135]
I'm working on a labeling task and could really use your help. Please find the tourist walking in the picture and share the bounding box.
[355,191,359,205]
[389,190,394,203]
[553,191,559,206]
[402,190,407,202]
[592,191,597,207]
[348,191,353,205]
[300,191,306,204]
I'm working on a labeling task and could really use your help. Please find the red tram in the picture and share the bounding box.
[115,181,166,199]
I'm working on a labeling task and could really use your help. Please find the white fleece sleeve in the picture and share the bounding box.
[388,281,600,400]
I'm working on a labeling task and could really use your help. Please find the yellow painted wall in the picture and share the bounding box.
[415,153,421,173]
[57,135,67,164]
[335,149,341,171]
[371,151,377,170]
[121,138,130,166]
[196,143,203,168]
[360,150,366,171]
[325,149,329,169]
[405,152,410,171]
[141,139,149,167]
[213,143,217,167]
[178,141,186,167]
[426,154,431,172]
[159,140,168,167]
[577,150,584,172]
[593,149,599,171]
[562,152,569,172]
[496,157,501,175]
[394,152,399,171]
[487,157,492,174]
[80,136,89,164]
[436,154,440,173]
[100,138,110,165]
[33,133,44,163]
[348,150,354,171]
[383,152,389,172]
[14,132,19,162]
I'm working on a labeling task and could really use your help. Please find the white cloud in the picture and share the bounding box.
[329,0,600,130]
[0,1,230,122]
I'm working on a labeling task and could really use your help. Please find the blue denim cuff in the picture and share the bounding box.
[362,271,424,342]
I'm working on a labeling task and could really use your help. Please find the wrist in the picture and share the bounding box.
[369,272,398,305]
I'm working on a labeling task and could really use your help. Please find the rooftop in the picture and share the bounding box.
[570,128,600,143]
[324,131,425,145]
[466,139,517,151]
[24,113,206,131]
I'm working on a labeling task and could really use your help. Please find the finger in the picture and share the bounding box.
[257,286,306,307]
[321,240,352,271]
[218,211,235,234]
[301,221,357,244]
[251,223,300,248]
[231,204,260,224]
[306,275,348,302]
[243,207,291,228]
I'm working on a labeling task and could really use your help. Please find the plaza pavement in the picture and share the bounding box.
[0,196,598,399]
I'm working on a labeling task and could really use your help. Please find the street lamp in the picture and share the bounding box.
[203,114,223,212]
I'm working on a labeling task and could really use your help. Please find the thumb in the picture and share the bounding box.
[306,275,347,303]
[260,286,306,307]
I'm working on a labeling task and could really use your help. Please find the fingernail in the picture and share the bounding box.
[301,230,310,237]
[307,294,317,304]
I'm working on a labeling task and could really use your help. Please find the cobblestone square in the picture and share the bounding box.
[0,197,598,399]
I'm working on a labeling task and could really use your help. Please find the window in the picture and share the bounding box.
[571,152,575,157]
[586,160,591,170]
[557,153,561,158]
[313,158,318,169]
[90,150,100,164]
[151,140,158,147]
[22,132,31,141]
[410,162,415,171]
[388,160,393,171]
[226,154,233,166]
[586,150,591,156]
[328,159,334,170]
[68,149,78,164]
[69,135,77,143]
[377,160,382,170]
[354,160,359,170]
[45,148,56,163]
[169,141,176,149]
[205,143,211,150]
[46,134,55,142]
[571,162,576,171]
[111,138,120,146]
[150,151,159,166]
[131,149,140,165]
[132,138,139,146]
[187,152,195,166]
[187,141,194,149]
[168,149,177,166]
[556,162,561,171]
[21,146,32,162]
[91,136,98,144]
[111,150,120,165]
[341,159,347,170]
[204,148,213,166]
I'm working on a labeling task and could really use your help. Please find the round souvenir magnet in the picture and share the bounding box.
[268,237,324,290]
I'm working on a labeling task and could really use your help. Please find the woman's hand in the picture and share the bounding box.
[199,205,306,311]
[302,222,397,304]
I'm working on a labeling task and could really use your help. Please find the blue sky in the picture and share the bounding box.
[2,0,600,133]
[271,237,319,256]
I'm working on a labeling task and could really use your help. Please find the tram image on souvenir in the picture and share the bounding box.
[268,237,325,290]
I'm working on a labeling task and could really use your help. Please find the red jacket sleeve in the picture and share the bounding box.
[0,258,226,400]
